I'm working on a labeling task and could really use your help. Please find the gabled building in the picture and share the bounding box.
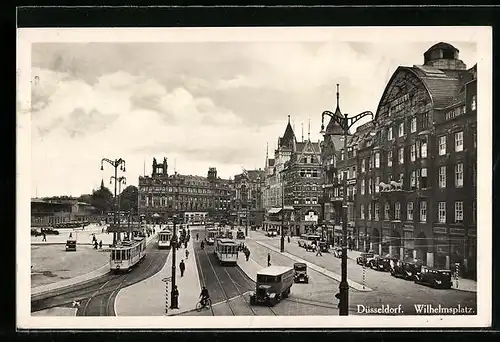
[234,169,265,227]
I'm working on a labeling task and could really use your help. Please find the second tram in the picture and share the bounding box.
[158,229,172,249]
[205,227,218,246]
[214,238,239,265]
[109,238,146,272]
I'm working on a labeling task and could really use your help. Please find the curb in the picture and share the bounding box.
[31,234,158,299]
[253,240,373,292]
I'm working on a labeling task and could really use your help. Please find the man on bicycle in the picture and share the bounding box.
[199,286,210,306]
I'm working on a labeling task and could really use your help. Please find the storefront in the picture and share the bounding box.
[402,224,415,260]
[433,226,448,269]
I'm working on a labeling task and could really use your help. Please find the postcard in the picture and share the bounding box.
[17,26,492,329]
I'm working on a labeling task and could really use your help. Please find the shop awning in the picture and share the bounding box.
[268,206,294,214]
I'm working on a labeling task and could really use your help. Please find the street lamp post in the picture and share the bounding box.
[320,84,374,316]
[101,158,126,245]
[110,176,126,240]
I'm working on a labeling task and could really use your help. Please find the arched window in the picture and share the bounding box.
[471,95,477,111]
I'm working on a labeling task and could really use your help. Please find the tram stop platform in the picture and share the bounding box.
[31,230,158,297]
[115,238,201,316]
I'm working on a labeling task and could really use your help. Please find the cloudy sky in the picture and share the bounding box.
[28,31,477,198]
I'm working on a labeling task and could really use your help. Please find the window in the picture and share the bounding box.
[455,163,464,187]
[411,117,417,133]
[375,203,380,221]
[398,122,405,137]
[360,204,365,219]
[395,202,401,220]
[407,202,414,221]
[421,111,429,129]
[361,159,365,173]
[438,136,447,155]
[387,150,392,167]
[410,144,416,162]
[399,147,404,164]
[384,202,390,220]
[369,156,374,169]
[387,127,393,141]
[368,204,372,220]
[438,202,446,223]
[375,152,380,168]
[473,201,476,224]
[439,166,447,188]
[421,168,428,188]
[353,148,357,157]
[375,176,380,193]
[361,180,365,195]
[471,94,477,111]
[420,201,427,222]
[410,171,416,189]
[455,201,463,223]
[352,167,357,179]
[421,141,427,158]
[455,131,463,152]
[341,150,345,160]
[368,179,372,194]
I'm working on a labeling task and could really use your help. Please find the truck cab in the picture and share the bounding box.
[250,266,294,307]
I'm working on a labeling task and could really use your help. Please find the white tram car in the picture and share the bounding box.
[158,229,172,249]
[109,238,146,272]
[214,238,239,265]
[205,227,218,246]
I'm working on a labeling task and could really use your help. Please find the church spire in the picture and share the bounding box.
[308,117,311,141]
[100,179,104,189]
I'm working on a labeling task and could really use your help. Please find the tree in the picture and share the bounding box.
[90,182,114,213]
[78,194,92,204]
[119,185,138,213]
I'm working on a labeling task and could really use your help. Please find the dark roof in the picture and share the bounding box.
[424,42,459,56]
[279,121,296,148]
[444,91,466,109]
[324,107,346,136]
[409,66,462,109]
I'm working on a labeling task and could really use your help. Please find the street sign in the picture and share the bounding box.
[162,277,172,283]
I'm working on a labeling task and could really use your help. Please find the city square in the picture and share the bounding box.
[20,27,489,328]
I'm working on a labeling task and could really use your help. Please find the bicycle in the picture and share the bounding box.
[195,297,212,312]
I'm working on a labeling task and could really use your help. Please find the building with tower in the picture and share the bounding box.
[138,158,235,224]
[233,169,265,227]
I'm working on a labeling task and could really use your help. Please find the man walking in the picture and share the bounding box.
[179,260,186,277]
[316,244,323,256]
[267,252,271,267]
[185,249,189,260]
[171,285,179,309]
[244,248,250,262]
[196,233,199,241]
[42,232,47,242]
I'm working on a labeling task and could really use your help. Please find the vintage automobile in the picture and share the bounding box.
[333,247,343,258]
[356,252,375,266]
[318,241,329,253]
[236,230,245,239]
[266,229,278,237]
[390,259,423,280]
[65,239,77,251]
[250,266,294,307]
[293,262,309,283]
[414,265,452,289]
[41,227,60,235]
[31,228,42,237]
[369,254,398,272]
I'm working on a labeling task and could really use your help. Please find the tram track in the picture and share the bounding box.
[202,248,236,315]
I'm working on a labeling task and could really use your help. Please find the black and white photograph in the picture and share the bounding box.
[17,26,492,329]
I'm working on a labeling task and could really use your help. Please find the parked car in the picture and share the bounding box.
[266,230,278,237]
[41,227,59,235]
[236,230,245,239]
[356,252,375,266]
[293,262,309,283]
[318,241,329,253]
[414,265,452,289]
[370,254,398,272]
[333,247,343,258]
[390,259,423,280]
[31,228,42,237]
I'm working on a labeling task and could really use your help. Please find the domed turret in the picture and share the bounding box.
[423,42,466,71]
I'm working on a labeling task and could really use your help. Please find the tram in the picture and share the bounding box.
[205,227,218,245]
[214,238,239,265]
[158,229,172,249]
[109,238,146,272]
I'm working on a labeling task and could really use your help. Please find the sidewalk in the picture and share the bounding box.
[31,231,158,298]
[115,238,201,316]
[31,226,114,246]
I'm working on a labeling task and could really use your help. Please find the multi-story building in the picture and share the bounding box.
[354,42,476,278]
[31,197,98,227]
[234,169,265,227]
[283,133,323,236]
[138,158,234,224]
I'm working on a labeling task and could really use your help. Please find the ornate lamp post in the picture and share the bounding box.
[320,84,374,316]
[110,176,126,241]
[101,158,126,245]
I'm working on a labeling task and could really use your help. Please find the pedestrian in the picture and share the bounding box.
[94,240,98,249]
[184,241,188,249]
[245,249,250,262]
[185,249,189,260]
[171,285,179,309]
[42,232,47,242]
[287,235,290,243]
[99,240,102,249]
[179,260,186,277]
[196,233,199,241]
[316,244,322,256]
[69,232,73,239]
[267,252,271,267]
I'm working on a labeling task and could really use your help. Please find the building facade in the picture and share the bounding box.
[352,42,476,278]
[31,198,98,227]
[138,158,234,224]
[234,169,265,227]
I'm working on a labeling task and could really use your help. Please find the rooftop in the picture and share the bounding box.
[257,265,294,276]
